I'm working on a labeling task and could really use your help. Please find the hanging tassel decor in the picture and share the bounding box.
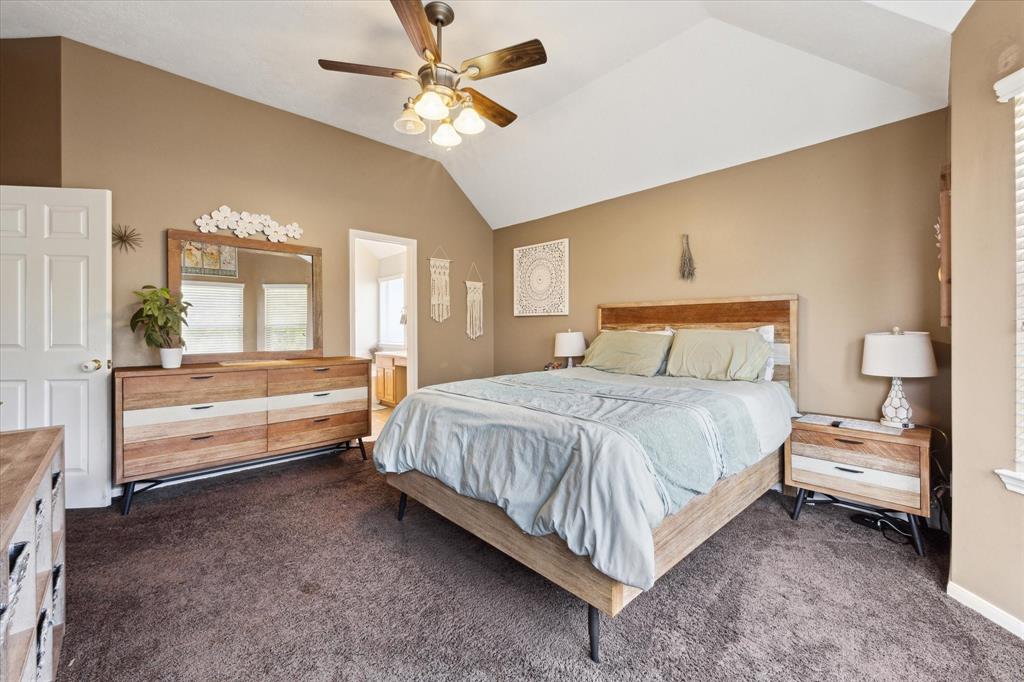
[679,234,696,281]
[429,257,451,322]
[466,281,484,340]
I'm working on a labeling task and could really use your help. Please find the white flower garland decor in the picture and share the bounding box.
[194,205,303,243]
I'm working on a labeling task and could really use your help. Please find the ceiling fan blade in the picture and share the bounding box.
[318,60,415,80]
[391,0,439,62]
[460,39,546,80]
[462,88,517,127]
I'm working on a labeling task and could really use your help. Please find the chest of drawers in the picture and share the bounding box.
[113,357,371,512]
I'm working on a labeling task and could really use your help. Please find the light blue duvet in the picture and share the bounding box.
[374,368,797,589]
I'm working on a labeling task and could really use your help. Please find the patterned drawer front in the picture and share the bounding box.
[268,364,367,396]
[790,454,920,510]
[268,412,368,451]
[123,425,268,478]
[267,387,367,424]
[791,429,918,475]
[122,397,267,443]
[122,370,267,409]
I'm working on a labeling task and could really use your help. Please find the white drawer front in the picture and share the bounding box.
[123,397,268,429]
[791,454,918,492]
[267,387,367,411]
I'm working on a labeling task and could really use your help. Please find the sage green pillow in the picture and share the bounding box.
[665,329,771,382]
[581,330,672,377]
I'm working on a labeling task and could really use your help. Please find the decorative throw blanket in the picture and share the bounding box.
[374,371,785,590]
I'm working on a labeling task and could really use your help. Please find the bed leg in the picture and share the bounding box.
[588,605,601,663]
[397,492,408,521]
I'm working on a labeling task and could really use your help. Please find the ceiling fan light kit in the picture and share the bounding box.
[320,0,546,150]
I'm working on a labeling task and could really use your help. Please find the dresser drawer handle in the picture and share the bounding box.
[313,392,330,397]
[312,417,330,423]
[190,375,215,380]
[834,438,864,446]
[190,434,215,441]
[312,367,329,372]
[834,466,863,474]
[191,404,215,410]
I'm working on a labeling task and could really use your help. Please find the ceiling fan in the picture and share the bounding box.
[318,0,547,148]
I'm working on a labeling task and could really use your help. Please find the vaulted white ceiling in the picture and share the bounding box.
[1,0,972,228]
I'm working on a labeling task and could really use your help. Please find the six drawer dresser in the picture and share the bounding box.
[113,356,372,514]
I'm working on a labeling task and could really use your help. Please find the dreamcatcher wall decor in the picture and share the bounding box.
[428,246,452,323]
[513,238,569,316]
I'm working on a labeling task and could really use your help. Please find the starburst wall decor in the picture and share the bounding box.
[112,224,143,252]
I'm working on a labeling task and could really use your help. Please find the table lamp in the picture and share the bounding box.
[554,330,587,368]
[861,327,937,428]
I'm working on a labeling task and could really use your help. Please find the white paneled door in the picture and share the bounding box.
[0,186,112,508]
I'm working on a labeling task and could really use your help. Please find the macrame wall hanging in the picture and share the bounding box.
[429,247,452,323]
[465,262,484,340]
[679,234,696,281]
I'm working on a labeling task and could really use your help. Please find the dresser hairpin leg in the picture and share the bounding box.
[397,492,408,521]
[358,437,367,461]
[907,514,925,556]
[790,488,808,521]
[120,481,136,516]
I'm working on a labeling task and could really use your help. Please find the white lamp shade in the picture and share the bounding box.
[862,331,937,378]
[554,331,587,358]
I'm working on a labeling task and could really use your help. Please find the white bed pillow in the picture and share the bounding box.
[748,325,775,382]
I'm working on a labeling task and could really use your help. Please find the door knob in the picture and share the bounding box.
[80,359,102,372]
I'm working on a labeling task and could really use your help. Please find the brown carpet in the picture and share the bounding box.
[59,451,1022,681]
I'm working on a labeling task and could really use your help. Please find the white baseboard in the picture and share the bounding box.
[947,581,1024,639]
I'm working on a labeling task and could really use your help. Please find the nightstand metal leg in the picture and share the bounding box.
[907,514,925,556]
[791,488,808,521]
[358,437,367,461]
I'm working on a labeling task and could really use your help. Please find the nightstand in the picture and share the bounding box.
[785,418,932,555]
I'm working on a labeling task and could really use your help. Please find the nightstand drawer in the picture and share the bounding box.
[790,454,920,509]
[791,428,919,476]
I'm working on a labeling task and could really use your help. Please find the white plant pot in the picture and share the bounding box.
[159,348,183,369]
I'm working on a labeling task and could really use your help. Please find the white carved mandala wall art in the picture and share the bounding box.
[193,205,303,242]
[513,238,569,316]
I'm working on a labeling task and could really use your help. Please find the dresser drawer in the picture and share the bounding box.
[267,387,368,423]
[791,428,919,476]
[122,397,267,443]
[789,454,921,510]
[122,370,267,409]
[268,412,368,451]
[123,425,268,478]
[268,364,367,396]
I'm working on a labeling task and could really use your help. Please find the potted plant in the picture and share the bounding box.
[129,285,192,368]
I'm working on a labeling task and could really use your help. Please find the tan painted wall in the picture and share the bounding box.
[55,39,493,386]
[494,110,951,433]
[0,38,61,186]
[949,0,1024,622]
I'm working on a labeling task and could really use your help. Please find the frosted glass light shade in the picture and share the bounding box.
[862,330,937,378]
[454,105,485,135]
[431,120,461,147]
[554,331,587,358]
[393,106,425,135]
[414,90,449,121]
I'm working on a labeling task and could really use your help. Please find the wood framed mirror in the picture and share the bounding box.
[166,228,323,363]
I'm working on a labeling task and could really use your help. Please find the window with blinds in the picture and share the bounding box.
[378,276,405,348]
[264,284,309,351]
[1016,95,1024,464]
[180,282,244,354]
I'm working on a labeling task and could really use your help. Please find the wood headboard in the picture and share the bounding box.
[597,295,799,406]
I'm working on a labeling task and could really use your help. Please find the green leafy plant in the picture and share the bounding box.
[129,285,192,349]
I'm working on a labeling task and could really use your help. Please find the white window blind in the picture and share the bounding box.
[264,284,309,351]
[1016,94,1024,465]
[180,282,244,354]
[379,276,405,347]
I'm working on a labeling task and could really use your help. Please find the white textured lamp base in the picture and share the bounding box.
[879,376,913,428]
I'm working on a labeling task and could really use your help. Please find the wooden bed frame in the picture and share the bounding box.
[385,295,799,661]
